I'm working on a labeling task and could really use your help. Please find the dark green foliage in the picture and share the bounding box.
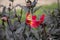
[0,1,58,39]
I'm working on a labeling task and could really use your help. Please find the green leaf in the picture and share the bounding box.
[33,6,42,13]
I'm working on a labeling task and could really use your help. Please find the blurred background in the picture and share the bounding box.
[0,0,59,8]
[0,0,60,21]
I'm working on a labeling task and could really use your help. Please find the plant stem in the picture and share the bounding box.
[57,0,60,9]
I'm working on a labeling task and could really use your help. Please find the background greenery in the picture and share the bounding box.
[0,3,59,24]
[17,3,58,22]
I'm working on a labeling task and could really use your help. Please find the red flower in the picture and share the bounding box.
[26,13,45,29]
[30,15,39,28]
[30,14,45,28]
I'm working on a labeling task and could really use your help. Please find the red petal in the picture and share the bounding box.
[39,14,45,23]
[32,15,36,20]
[30,20,40,28]
[26,13,32,25]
